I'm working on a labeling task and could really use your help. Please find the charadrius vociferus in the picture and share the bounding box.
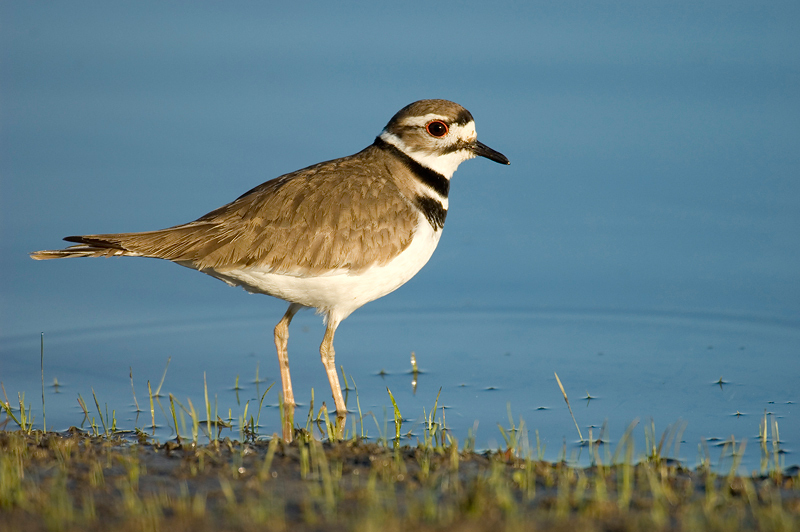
[31,99,509,435]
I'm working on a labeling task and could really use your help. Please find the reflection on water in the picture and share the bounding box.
[2,307,796,473]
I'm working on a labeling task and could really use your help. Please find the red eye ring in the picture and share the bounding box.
[426,120,449,138]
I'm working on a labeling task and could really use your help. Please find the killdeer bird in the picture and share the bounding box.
[32,99,509,429]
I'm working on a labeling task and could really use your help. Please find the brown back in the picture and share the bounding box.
[48,144,420,275]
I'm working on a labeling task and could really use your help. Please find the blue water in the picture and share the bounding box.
[2,2,799,472]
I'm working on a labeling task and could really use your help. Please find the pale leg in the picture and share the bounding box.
[274,303,302,410]
[319,318,347,417]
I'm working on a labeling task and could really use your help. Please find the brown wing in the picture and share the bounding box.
[31,145,420,275]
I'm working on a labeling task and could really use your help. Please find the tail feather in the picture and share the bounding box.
[31,235,142,260]
[30,222,226,263]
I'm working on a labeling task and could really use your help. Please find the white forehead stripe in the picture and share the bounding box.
[399,113,450,128]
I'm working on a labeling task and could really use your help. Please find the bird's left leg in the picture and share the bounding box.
[319,317,347,419]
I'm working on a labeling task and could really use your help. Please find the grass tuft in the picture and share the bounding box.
[1,377,797,531]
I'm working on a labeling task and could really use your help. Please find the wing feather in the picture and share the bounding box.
[31,145,420,275]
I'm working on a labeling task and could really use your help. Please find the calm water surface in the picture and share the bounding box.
[2,3,799,472]
[3,306,797,472]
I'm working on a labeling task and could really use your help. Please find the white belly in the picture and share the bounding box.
[201,216,442,322]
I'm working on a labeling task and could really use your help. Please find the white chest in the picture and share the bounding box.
[204,215,443,322]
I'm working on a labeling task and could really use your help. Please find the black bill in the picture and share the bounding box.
[473,140,510,165]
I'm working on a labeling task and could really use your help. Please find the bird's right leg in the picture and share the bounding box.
[274,303,302,410]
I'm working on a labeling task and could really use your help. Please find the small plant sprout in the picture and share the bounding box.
[169,394,182,444]
[154,357,171,397]
[91,388,108,436]
[386,387,402,444]
[410,352,419,394]
[40,332,46,433]
[147,381,156,434]
[129,367,141,413]
[555,372,583,443]
[340,366,351,391]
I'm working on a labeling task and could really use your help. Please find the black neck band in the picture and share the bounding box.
[374,136,450,199]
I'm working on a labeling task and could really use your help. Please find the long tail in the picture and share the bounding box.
[30,235,144,260]
[30,221,228,264]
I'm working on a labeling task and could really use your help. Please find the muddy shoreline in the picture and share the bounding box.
[1,430,798,531]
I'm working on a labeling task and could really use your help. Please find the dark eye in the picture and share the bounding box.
[426,120,448,138]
